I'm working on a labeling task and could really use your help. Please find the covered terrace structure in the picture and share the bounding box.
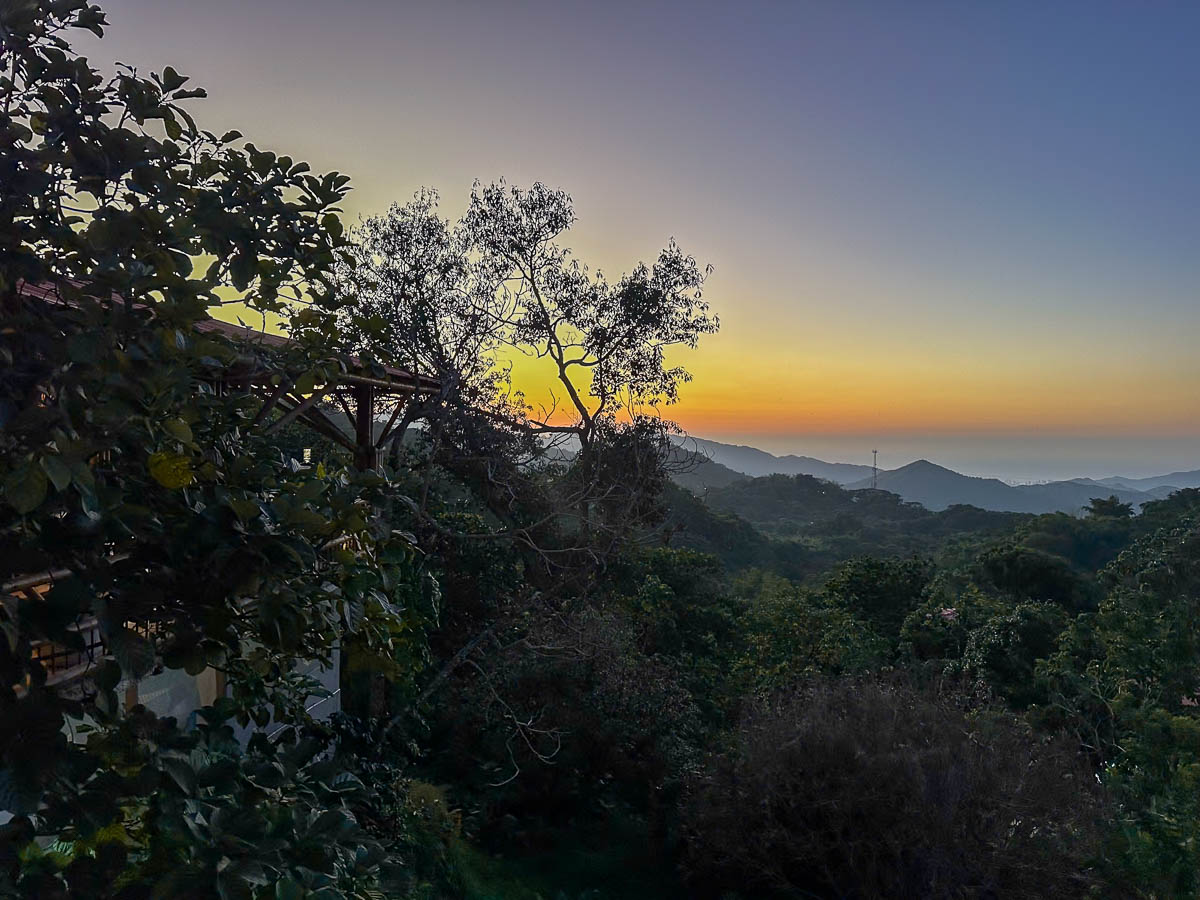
[8,279,440,703]
[16,279,441,472]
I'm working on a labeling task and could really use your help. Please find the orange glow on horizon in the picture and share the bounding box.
[215,290,1200,445]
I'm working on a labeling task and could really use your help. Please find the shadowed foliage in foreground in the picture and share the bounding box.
[682,678,1106,900]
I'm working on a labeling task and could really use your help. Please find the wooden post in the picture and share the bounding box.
[351,383,388,718]
[353,384,376,472]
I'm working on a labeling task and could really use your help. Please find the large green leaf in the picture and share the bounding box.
[40,455,73,492]
[4,464,47,513]
[107,628,156,679]
[148,451,194,488]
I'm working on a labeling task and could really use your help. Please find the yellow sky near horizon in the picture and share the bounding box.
[214,266,1200,442]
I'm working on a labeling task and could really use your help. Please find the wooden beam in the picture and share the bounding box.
[374,397,407,450]
[339,371,422,395]
[272,395,355,451]
[264,383,335,435]
[293,399,357,452]
[250,377,295,428]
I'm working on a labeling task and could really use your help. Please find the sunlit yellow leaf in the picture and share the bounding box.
[148,451,194,488]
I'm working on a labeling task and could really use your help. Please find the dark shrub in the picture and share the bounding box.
[979,543,1096,612]
[681,678,1106,899]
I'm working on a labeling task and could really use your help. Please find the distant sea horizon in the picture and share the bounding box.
[691,431,1200,484]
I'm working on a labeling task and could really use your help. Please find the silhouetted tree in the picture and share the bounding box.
[461,180,718,448]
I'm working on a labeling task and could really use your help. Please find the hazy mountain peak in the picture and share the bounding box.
[672,436,873,484]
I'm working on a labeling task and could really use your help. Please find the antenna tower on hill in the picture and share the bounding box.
[872,449,878,490]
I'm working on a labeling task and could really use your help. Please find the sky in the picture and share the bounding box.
[76,1,1200,480]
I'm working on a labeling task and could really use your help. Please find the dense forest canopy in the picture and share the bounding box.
[4,3,1200,898]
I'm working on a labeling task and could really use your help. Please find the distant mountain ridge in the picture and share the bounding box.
[844,459,1155,514]
[1097,470,1200,492]
[676,437,1196,515]
[672,436,873,485]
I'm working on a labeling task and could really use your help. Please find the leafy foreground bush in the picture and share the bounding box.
[681,678,1107,899]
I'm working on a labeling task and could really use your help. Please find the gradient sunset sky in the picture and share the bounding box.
[78,1,1200,479]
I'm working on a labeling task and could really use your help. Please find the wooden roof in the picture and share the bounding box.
[194,317,442,394]
[16,279,441,395]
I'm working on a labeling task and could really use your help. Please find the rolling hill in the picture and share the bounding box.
[668,451,749,493]
[1097,470,1200,492]
[672,436,874,484]
[671,474,1024,576]
[846,460,1156,514]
